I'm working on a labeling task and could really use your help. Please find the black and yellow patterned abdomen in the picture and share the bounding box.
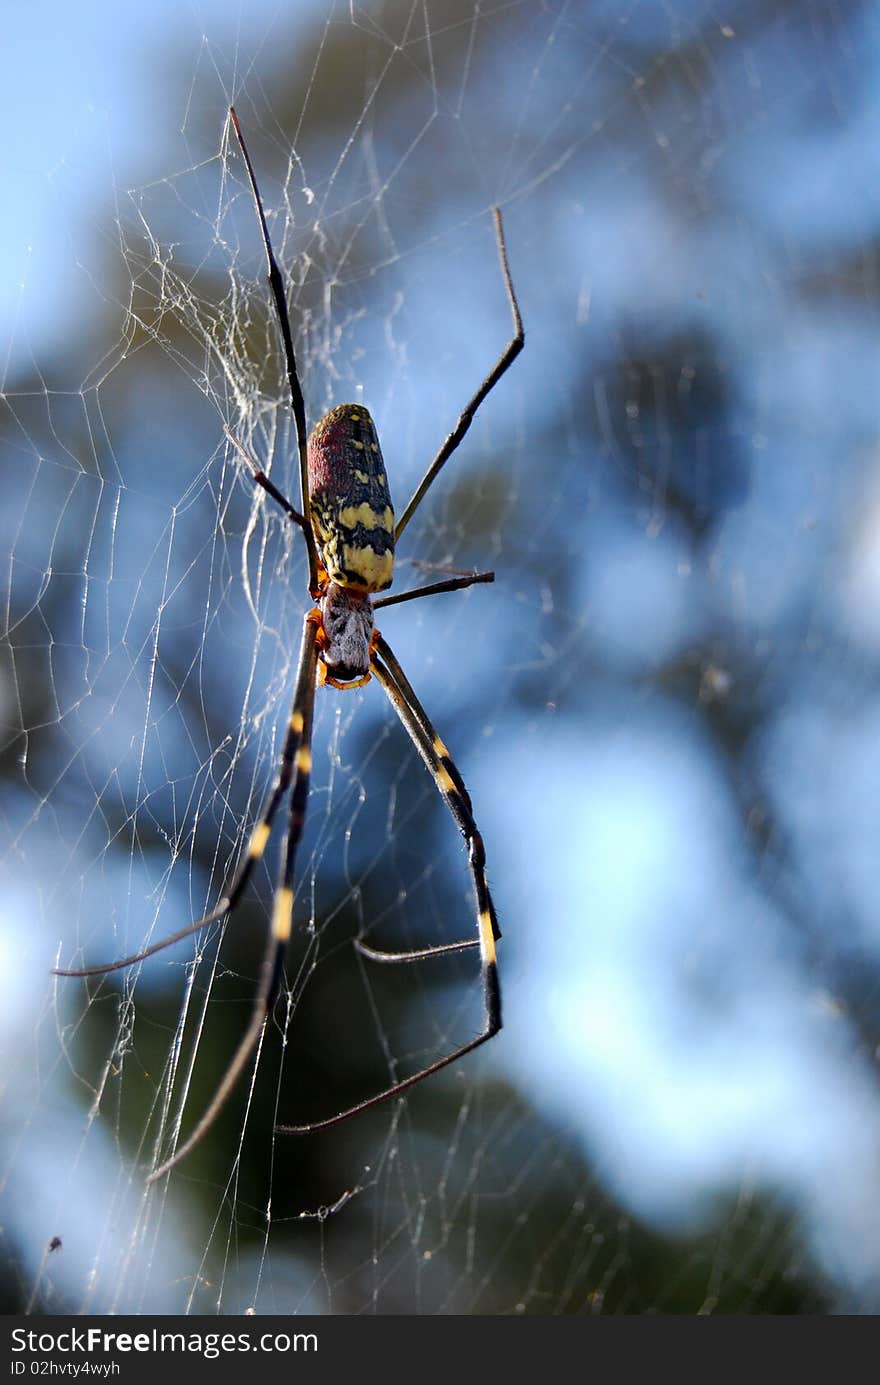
[307,404,394,592]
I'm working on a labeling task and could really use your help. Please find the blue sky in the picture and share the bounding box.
[4,2,331,362]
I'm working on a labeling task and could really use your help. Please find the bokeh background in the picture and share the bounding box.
[3,0,880,1314]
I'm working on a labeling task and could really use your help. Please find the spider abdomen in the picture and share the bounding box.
[308,404,394,592]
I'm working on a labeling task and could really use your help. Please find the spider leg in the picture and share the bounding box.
[228,108,319,594]
[355,936,479,963]
[394,207,524,543]
[370,634,500,944]
[224,426,309,534]
[52,612,321,981]
[51,912,228,979]
[276,633,500,1136]
[147,610,320,1182]
[373,569,494,612]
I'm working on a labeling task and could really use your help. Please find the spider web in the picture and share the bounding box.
[3,0,880,1315]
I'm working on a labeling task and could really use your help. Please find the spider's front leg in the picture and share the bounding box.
[224,426,309,533]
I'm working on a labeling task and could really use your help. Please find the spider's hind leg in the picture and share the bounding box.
[361,632,502,964]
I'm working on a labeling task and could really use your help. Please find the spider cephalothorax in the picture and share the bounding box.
[318,580,375,684]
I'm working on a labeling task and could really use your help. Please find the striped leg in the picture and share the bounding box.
[367,634,501,946]
[276,633,501,1136]
[147,610,320,1181]
[52,612,322,982]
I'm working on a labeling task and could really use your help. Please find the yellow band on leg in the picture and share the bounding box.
[248,822,271,859]
[273,886,294,941]
[437,763,456,795]
[478,908,496,964]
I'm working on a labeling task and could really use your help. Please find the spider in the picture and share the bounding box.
[53,109,524,1182]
